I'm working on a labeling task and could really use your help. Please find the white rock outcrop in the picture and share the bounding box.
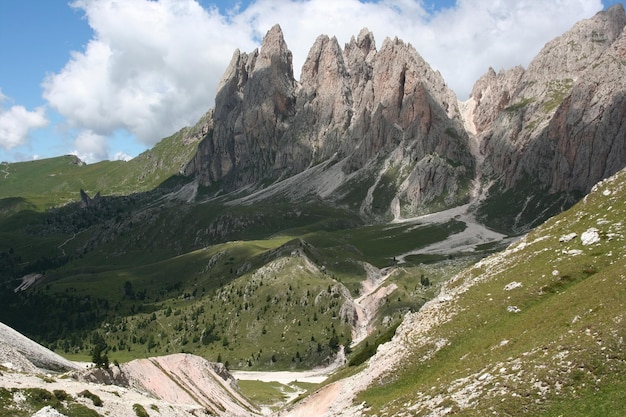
[581,227,601,245]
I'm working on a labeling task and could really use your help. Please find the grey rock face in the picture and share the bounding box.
[470,66,524,135]
[471,5,626,231]
[186,6,626,226]
[0,321,79,372]
[188,24,297,188]
[187,25,474,217]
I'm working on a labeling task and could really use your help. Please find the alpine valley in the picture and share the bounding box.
[1,5,625,417]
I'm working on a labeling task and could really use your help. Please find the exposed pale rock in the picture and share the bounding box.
[503,281,523,291]
[185,25,474,216]
[32,406,68,417]
[470,66,524,134]
[0,321,79,372]
[476,5,626,232]
[73,353,257,416]
[581,227,601,245]
[559,233,578,242]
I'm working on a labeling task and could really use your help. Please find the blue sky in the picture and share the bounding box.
[0,0,620,163]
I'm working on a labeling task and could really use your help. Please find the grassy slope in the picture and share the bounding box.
[0,125,199,211]
[356,168,626,416]
[0,170,481,371]
[0,119,491,372]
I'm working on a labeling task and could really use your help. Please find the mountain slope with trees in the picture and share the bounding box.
[0,6,625,417]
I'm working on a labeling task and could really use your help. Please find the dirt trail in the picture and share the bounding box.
[350,264,397,346]
[234,259,399,388]
[58,233,77,256]
[1,162,9,180]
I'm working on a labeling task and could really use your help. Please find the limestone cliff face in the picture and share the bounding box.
[469,66,524,135]
[187,25,297,188]
[187,25,474,217]
[186,6,626,226]
[470,5,626,231]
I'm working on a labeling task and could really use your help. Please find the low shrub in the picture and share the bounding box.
[78,390,103,407]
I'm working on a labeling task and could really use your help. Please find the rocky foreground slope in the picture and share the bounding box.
[0,327,259,417]
[0,322,79,373]
[283,167,626,416]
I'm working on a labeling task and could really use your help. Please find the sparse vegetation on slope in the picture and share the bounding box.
[353,168,626,416]
[0,165,483,371]
[0,386,103,417]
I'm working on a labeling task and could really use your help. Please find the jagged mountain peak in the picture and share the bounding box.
[344,27,377,68]
[526,2,626,79]
[469,65,524,134]
[471,5,626,139]
[256,24,294,76]
[354,27,376,49]
[185,12,626,229]
[300,33,346,89]
[188,25,474,217]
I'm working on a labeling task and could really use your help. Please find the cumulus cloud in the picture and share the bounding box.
[70,130,109,163]
[420,0,605,98]
[44,0,256,146]
[43,0,604,151]
[113,151,133,162]
[234,0,604,98]
[0,91,49,150]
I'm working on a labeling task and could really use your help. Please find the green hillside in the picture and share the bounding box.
[354,168,626,416]
[0,137,491,371]
[0,123,200,211]
[0,192,479,369]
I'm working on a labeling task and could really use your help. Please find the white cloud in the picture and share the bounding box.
[421,0,605,98]
[43,0,604,153]
[70,130,109,163]
[113,151,133,162]
[235,0,604,98]
[0,91,49,150]
[44,0,256,146]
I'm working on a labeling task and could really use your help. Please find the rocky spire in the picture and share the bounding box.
[188,24,297,187]
[469,66,524,134]
[274,34,353,170]
[188,24,475,216]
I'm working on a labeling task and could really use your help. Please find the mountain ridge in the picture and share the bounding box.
[5,6,624,231]
[180,5,626,231]
[185,23,475,219]
[1,6,626,417]
[472,4,626,231]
